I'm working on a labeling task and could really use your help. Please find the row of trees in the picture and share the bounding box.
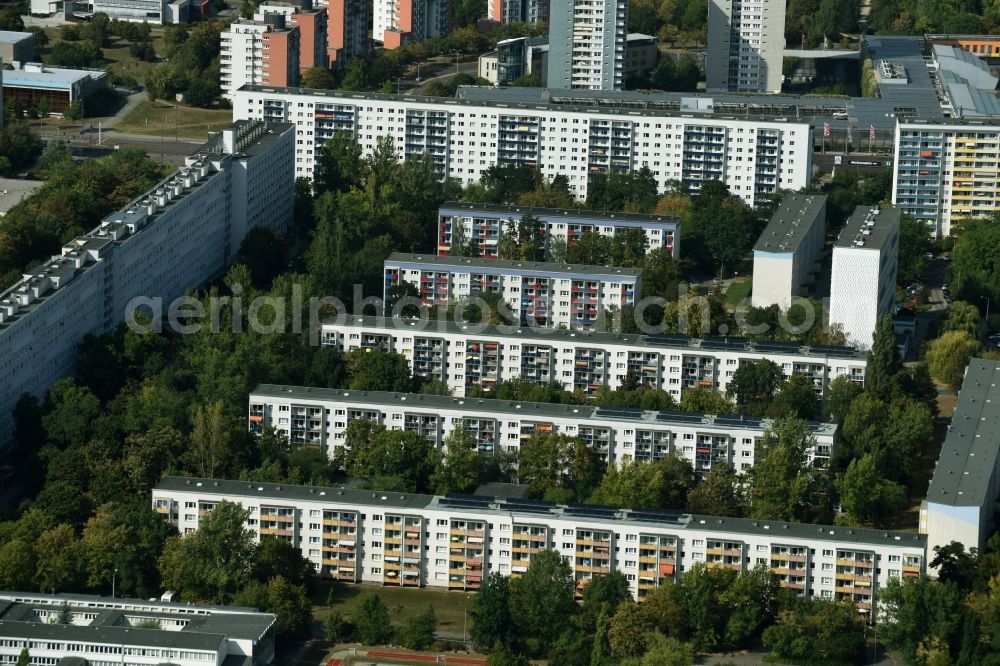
[326,597,439,651]
[0,149,163,289]
[467,550,868,665]
[146,21,227,107]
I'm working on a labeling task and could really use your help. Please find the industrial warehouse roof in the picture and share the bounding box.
[249,384,838,436]
[927,359,1000,507]
[156,476,926,548]
[321,314,867,359]
[0,30,33,44]
[439,201,681,227]
[753,194,827,254]
[2,63,106,90]
[385,252,642,277]
[834,205,900,250]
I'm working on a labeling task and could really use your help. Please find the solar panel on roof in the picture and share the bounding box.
[754,341,804,353]
[629,508,685,524]
[445,492,492,503]
[655,411,704,423]
[811,344,857,354]
[714,415,763,427]
[505,497,555,507]
[564,503,620,518]
[700,339,746,351]
[645,334,691,347]
[502,502,555,514]
[440,499,492,510]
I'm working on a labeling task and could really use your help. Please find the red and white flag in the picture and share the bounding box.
[823,122,830,137]
[870,125,876,141]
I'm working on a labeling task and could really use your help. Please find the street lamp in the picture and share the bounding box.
[865,620,877,665]
[982,296,991,323]
[112,567,118,599]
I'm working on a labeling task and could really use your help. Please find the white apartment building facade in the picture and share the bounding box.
[751,193,827,309]
[221,17,301,99]
[0,121,295,447]
[0,592,275,666]
[247,384,836,470]
[488,0,549,24]
[706,0,786,93]
[546,0,627,90]
[154,475,926,612]
[437,202,681,259]
[374,0,449,48]
[892,120,1000,237]
[829,205,900,349]
[232,86,812,205]
[383,253,641,331]
[319,316,867,399]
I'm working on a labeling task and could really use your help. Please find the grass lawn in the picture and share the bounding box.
[314,582,475,636]
[724,278,752,308]
[40,27,169,86]
[115,99,233,139]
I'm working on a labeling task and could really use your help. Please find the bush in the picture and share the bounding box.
[62,101,85,121]
[325,611,354,642]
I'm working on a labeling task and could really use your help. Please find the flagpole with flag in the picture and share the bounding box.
[869,125,875,155]
[823,122,830,154]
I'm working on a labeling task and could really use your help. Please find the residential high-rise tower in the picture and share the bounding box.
[706,0,785,93]
[546,0,627,90]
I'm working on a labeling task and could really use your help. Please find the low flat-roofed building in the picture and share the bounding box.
[751,194,827,309]
[0,31,35,64]
[0,591,276,666]
[2,62,107,116]
[922,358,1000,571]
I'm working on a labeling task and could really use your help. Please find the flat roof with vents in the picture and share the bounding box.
[385,252,642,278]
[154,476,925,547]
[438,202,681,228]
[753,194,827,254]
[834,204,900,250]
[927,358,1000,507]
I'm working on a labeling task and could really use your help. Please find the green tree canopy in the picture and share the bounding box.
[157,501,256,603]
[509,550,577,645]
[927,330,982,390]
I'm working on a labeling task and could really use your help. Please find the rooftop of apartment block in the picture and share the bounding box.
[385,252,642,278]
[321,314,868,360]
[249,384,837,437]
[0,121,290,334]
[0,591,275,649]
[926,358,1000,507]
[834,205,900,250]
[439,201,681,227]
[753,194,827,254]
[239,85,815,127]
[155,476,927,549]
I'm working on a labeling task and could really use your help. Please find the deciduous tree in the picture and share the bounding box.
[469,573,513,651]
[353,593,394,645]
[509,550,576,645]
[927,330,982,390]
